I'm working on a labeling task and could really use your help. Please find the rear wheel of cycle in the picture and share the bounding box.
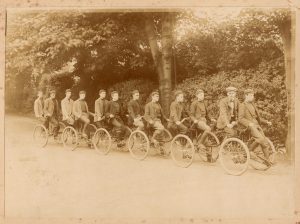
[62,126,78,151]
[219,138,250,176]
[170,134,195,168]
[33,124,48,148]
[92,128,112,155]
[127,130,150,160]
[249,137,277,171]
[197,132,220,163]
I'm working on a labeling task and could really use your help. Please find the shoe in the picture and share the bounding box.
[82,133,88,139]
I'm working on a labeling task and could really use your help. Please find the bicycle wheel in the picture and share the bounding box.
[62,126,78,151]
[197,132,220,163]
[127,130,150,160]
[92,128,112,155]
[170,134,195,168]
[219,138,250,176]
[249,137,277,171]
[33,124,48,148]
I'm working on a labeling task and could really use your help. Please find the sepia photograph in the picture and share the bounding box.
[1,2,299,223]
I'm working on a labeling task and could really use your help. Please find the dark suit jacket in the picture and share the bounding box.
[44,98,59,118]
[238,101,267,127]
[169,101,185,123]
[189,100,209,122]
[216,97,239,129]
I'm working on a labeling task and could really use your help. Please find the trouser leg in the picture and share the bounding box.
[197,121,211,144]
[50,116,59,137]
[249,126,270,159]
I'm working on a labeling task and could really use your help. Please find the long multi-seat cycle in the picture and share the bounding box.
[33,114,278,176]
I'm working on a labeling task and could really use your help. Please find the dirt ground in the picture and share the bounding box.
[3,114,295,220]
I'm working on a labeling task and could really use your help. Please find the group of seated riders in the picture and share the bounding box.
[34,86,273,164]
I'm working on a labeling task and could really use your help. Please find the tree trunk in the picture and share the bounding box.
[278,12,295,161]
[145,13,173,116]
[160,12,173,116]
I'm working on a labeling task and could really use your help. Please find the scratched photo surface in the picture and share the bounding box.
[2,6,297,223]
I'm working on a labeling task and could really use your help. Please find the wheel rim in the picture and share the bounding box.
[219,138,250,176]
[170,134,195,168]
[127,130,150,160]
[92,128,112,155]
[33,125,48,148]
[197,132,220,162]
[62,127,78,150]
[249,137,276,171]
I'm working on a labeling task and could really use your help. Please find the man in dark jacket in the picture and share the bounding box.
[106,91,125,143]
[238,89,272,164]
[216,86,240,137]
[127,90,144,130]
[190,89,216,147]
[144,91,167,144]
[168,90,187,135]
[43,90,60,139]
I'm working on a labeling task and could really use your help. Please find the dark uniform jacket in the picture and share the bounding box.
[190,100,209,122]
[128,99,143,120]
[106,101,121,118]
[144,101,165,123]
[94,98,108,122]
[216,97,240,129]
[238,101,268,128]
[169,101,186,123]
[44,98,59,118]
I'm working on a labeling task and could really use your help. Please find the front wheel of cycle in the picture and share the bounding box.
[33,124,48,148]
[127,130,150,160]
[92,128,112,155]
[62,126,78,151]
[170,134,195,168]
[219,137,250,176]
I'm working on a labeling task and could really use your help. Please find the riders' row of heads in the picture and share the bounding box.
[37,86,255,102]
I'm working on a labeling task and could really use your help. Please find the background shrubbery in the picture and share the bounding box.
[175,58,287,145]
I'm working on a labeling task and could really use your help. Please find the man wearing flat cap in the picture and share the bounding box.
[94,89,108,128]
[190,89,216,153]
[216,86,240,137]
[106,91,125,144]
[128,90,144,131]
[61,89,74,125]
[44,90,60,139]
[239,88,273,164]
[144,90,168,145]
[168,90,188,135]
[73,90,91,138]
